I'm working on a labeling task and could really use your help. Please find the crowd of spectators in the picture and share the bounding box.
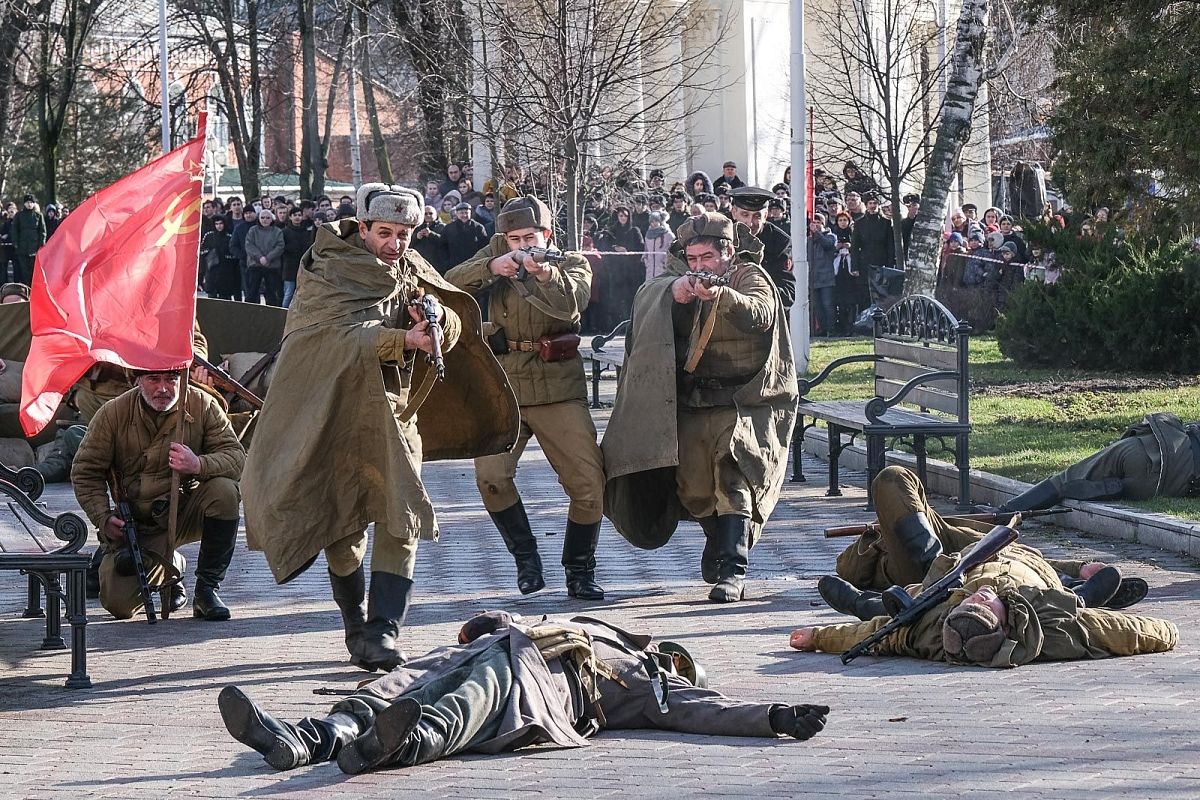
[0,194,62,286]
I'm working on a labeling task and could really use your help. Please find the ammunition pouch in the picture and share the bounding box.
[537,333,581,363]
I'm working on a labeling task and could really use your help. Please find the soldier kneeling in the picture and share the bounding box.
[71,368,246,621]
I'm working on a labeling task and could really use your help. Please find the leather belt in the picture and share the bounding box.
[682,374,755,389]
[507,339,538,353]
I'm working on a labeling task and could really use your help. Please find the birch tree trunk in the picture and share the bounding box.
[903,0,989,295]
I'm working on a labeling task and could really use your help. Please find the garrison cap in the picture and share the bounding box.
[728,186,776,212]
[497,194,553,233]
[676,211,734,246]
[356,183,423,226]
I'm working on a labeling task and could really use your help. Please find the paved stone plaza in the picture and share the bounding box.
[2,392,1198,799]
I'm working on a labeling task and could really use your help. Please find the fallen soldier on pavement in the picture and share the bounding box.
[791,517,1178,667]
[823,466,1149,616]
[220,611,830,773]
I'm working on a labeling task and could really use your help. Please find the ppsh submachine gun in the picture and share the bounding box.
[107,469,157,624]
[514,246,566,280]
[839,517,1021,665]
[410,289,445,380]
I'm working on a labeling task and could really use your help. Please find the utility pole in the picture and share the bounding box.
[789,0,810,375]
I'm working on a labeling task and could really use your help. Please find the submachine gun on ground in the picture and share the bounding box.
[839,517,1021,665]
[107,469,157,624]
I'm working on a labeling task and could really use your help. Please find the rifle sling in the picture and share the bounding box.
[238,345,281,390]
[510,276,579,322]
[683,294,722,374]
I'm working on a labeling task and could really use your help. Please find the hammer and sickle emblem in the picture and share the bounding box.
[155,190,201,247]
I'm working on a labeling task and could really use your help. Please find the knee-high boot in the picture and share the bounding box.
[563,520,604,600]
[709,515,749,603]
[194,517,238,621]
[352,572,412,673]
[219,685,365,771]
[489,500,544,594]
[329,566,368,660]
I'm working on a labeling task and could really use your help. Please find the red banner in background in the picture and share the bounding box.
[20,115,208,435]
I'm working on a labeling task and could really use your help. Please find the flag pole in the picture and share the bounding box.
[158,0,170,153]
[160,368,188,618]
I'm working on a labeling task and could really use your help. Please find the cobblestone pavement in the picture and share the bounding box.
[2,380,1198,800]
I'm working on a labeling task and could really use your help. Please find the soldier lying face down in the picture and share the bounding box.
[219,612,831,774]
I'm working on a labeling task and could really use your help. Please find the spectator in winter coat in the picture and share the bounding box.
[642,211,675,281]
[473,193,498,237]
[842,162,879,198]
[808,213,838,336]
[281,207,316,308]
[441,203,489,269]
[243,209,285,306]
[600,205,645,328]
[850,193,895,302]
[712,161,745,193]
[831,211,862,335]
[685,170,714,200]
[11,194,45,285]
[668,193,691,232]
[199,217,241,300]
[412,206,447,273]
[437,163,464,198]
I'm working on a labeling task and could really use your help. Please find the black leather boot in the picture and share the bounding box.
[1073,565,1122,608]
[193,517,238,621]
[709,515,749,603]
[893,512,943,578]
[1104,577,1149,610]
[336,697,425,775]
[490,500,545,594]
[352,572,412,672]
[219,685,364,771]
[562,520,604,600]
[999,478,1065,513]
[698,516,720,584]
[86,547,102,599]
[817,575,885,621]
[329,566,368,659]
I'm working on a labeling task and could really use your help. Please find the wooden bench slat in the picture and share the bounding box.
[875,337,957,370]
[875,358,961,390]
[588,350,625,367]
[798,400,954,430]
[875,378,961,416]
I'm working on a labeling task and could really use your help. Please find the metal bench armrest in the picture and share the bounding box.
[591,319,630,353]
[799,353,882,398]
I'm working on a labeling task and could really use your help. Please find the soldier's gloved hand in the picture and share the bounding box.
[769,703,831,741]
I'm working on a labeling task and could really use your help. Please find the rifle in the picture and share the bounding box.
[684,270,731,287]
[107,469,157,624]
[410,289,445,380]
[839,518,1021,665]
[824,507,1069,538]
[514,246,566,280]
[192,354,264,409]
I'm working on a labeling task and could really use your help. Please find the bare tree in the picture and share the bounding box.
[26,0,107,204]
[808,0,947,269]
[173,0,274,201]
[298,0,324,196]
[357,2,394,183]
[440,0,730,249]
[0,0,41,195]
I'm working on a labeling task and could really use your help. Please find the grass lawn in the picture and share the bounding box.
[805,336,1200,520]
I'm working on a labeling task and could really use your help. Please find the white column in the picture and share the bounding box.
[789,0,809,374]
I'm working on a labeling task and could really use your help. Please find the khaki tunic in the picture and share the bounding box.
[242,220,519,584]
[444,235,591,406]
[445,236,604,522]
[70,386,245,618]
[812,542,1178,666]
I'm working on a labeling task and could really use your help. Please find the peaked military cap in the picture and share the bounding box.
[728,186,776,212]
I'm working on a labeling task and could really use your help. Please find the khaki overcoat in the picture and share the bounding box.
[243,220,518,583]
[601,232,797,549]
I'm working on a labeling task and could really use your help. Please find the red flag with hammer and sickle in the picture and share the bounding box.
[20,115,208,435]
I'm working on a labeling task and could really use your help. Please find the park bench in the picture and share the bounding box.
[794,294,973,510]
[0,463,92,688]
[586,320,629,409]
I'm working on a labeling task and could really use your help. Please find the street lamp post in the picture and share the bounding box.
[789,0,810,375]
